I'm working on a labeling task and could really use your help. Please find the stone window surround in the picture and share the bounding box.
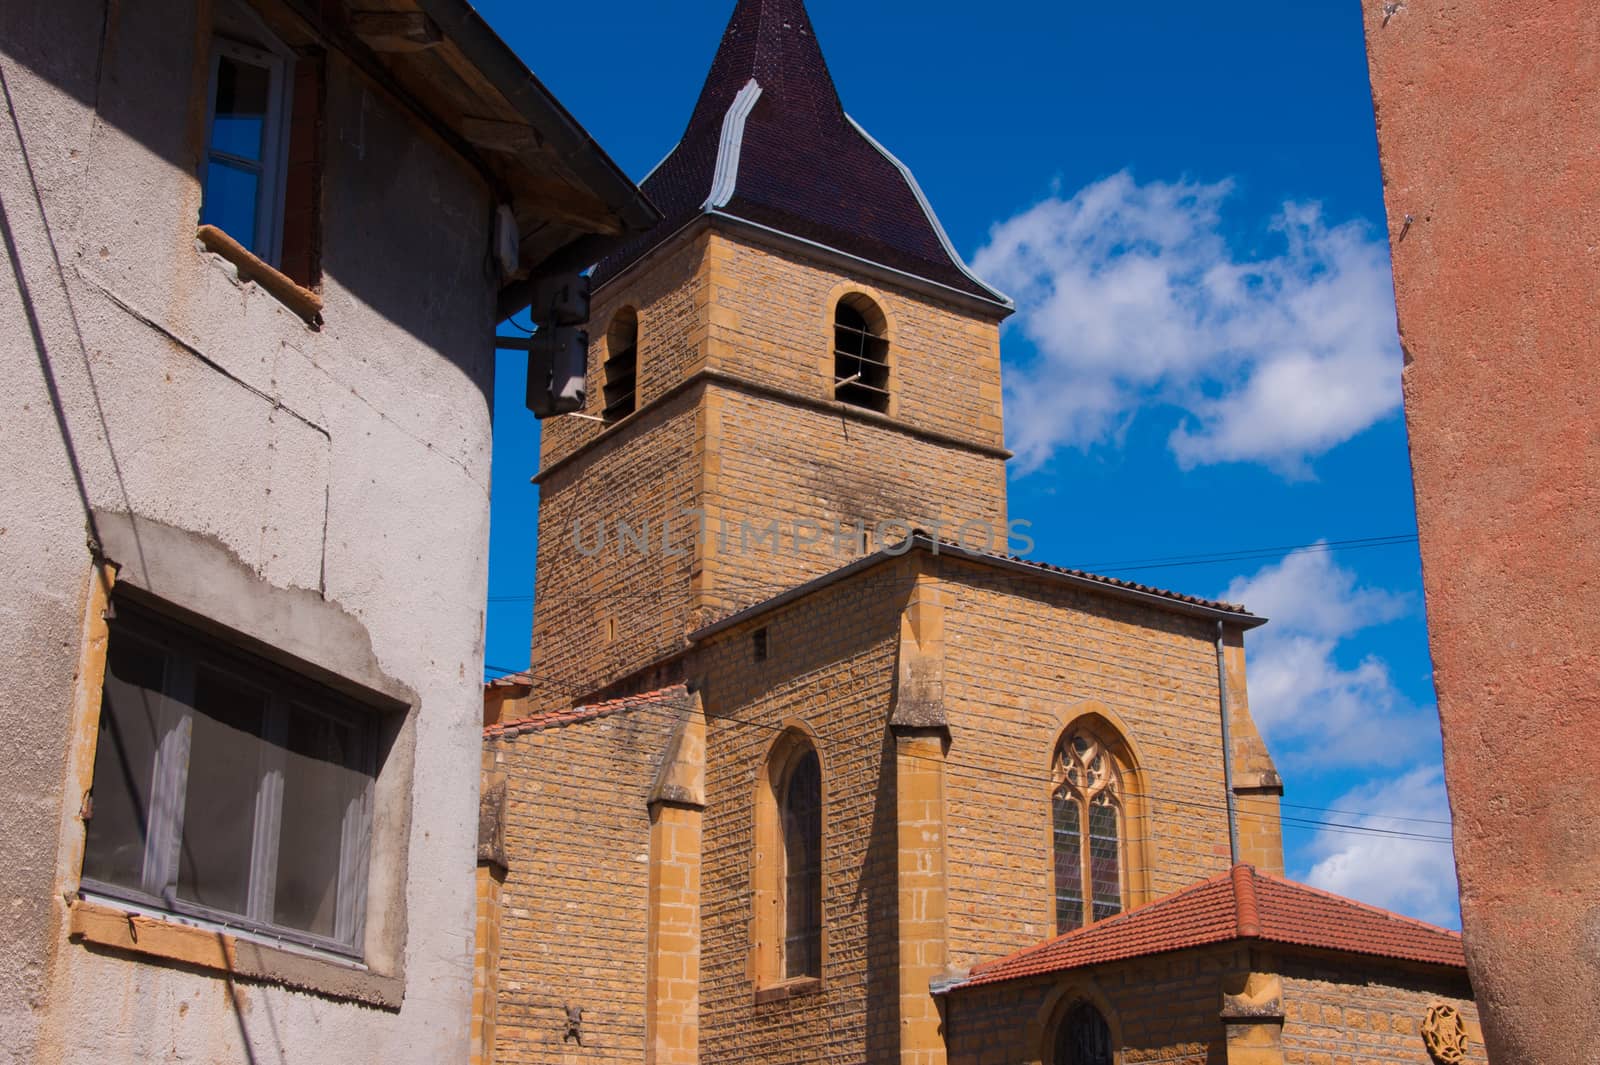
[56,511,417,1008]
[1032,977,1125,1065]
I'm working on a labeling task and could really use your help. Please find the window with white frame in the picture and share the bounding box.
[201,35,294,266]
[79,599,377,957]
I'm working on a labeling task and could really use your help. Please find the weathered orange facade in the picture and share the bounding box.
[1361,3,1600,1062]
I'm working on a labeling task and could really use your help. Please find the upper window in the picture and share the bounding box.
[1051,1001,1114,1065]
[200,5,322,288]
[832,295,889,413]
[1052,728,1127,932]
[80,599,377,956]
[602,308,639,422]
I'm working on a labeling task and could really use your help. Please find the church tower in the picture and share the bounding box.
[530,0,1014,701]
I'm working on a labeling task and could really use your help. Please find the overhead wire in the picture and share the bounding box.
[478,661,1454,843]
[483,531,1422,603]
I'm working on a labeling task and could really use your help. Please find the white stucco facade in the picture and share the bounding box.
[1,2,507,1060]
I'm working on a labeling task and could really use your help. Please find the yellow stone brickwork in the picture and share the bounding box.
[529,224,1008,700]
[945,946,1251,1064]
[693,563,910,1063]
[470,863,505,1065]
[682,547,1274,1063]
[645,802,703,1065]
[1275,955,1486,1065]
[483,693,692,1063]
[944,947,1482,1065]
[498,214,1298,1065]
[936,557,1245,967]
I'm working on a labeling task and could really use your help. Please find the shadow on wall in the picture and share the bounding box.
[2,0,497,391]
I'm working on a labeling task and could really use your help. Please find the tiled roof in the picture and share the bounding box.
[979,547,1252,616]
[953,866,1466,991]
[483,684,690,740]
[592,0,1009,310]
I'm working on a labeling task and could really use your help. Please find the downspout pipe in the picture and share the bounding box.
[1215,620,1240,865]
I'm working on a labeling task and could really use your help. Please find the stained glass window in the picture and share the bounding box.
[1052,729,1126,933]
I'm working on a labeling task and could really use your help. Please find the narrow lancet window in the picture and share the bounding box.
[781,748,822,979]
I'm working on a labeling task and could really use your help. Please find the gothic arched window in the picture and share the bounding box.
[832,294,889,413]
[1051,1001,1113,1065]
[1052,728,1127,932]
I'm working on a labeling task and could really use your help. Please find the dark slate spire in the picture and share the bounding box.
[593,0,1010,310]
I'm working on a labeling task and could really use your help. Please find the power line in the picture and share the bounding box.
[482,532,1421,603]
[478,662,1453,844]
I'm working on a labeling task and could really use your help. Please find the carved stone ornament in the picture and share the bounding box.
[1421,1003,1469,1064]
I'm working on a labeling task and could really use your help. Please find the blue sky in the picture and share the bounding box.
[477,0,1457,926]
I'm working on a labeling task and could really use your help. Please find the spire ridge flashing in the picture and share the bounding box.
[704,79,763,210]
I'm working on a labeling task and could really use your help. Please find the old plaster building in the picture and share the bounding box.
[477,3,1486,1064]
[1,0,651,1061]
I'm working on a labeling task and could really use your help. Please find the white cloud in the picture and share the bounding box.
[1300,765,1460,928]
[972,173,1402,476]
[1221,548,1430,770]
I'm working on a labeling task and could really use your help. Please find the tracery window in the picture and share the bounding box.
[1051,1001,1113,1065]
[1053,730,1125,932]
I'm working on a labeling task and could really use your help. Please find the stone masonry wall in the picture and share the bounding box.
[691,561,914,1064]
[530,224,1009,701]
[945,946,1247,1065]
[703,232,1006,448]
[937,556,1237,968]
[530,392,701,700]
[698,383,1009,621]
[485,698,689,1063]
[1276,953,1486,1065]
[540,235,711,470]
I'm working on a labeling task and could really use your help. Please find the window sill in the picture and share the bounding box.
[754,976,822,1004]
[68,897,401,1009]
[196,225,323,328]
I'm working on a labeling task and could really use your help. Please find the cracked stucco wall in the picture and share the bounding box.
[1,0,496,1060]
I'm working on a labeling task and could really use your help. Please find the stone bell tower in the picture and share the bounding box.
[528,0,1015,702]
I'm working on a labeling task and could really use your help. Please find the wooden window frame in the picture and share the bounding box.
[201,35,295,267]
[79,598,377,959]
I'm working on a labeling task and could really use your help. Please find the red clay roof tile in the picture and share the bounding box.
[483,684,689,740]
[954,865,1465,990]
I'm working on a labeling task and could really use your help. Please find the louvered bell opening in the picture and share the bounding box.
[602,345,637,421]
[833,301,889,414]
